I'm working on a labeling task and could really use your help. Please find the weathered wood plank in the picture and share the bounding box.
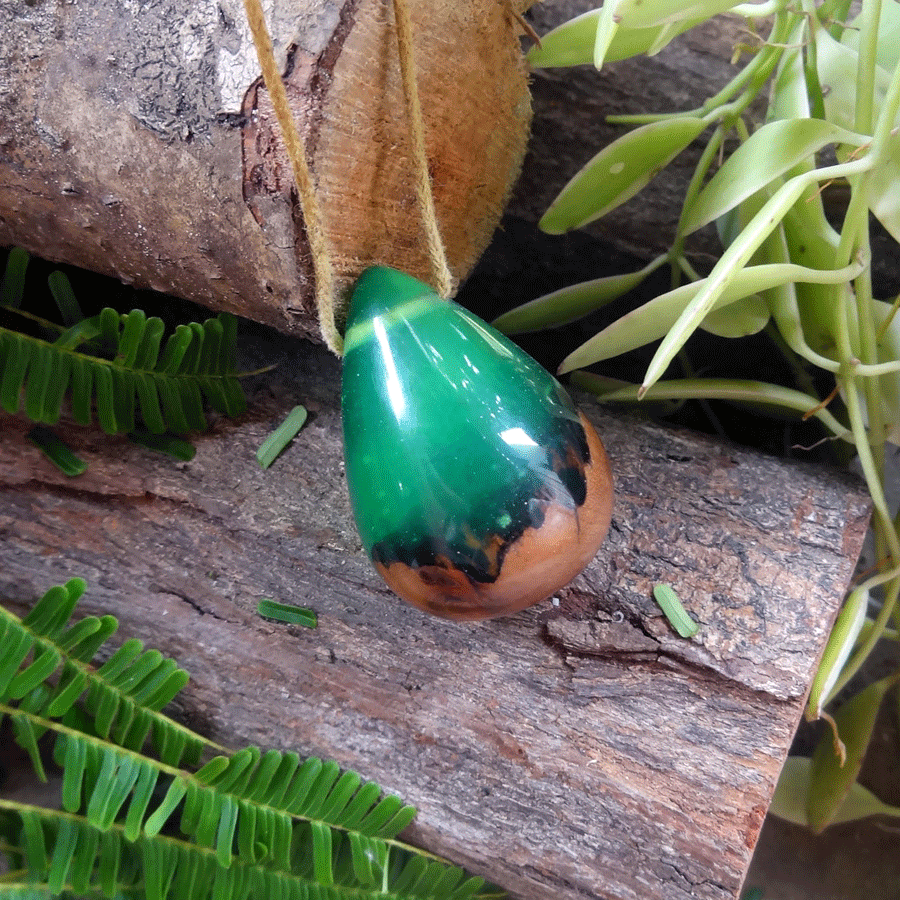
[0,327,870,900]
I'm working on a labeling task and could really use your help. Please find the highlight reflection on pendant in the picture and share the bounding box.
[341,266,614,621]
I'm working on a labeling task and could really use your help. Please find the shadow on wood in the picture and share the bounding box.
[0,325,870,900]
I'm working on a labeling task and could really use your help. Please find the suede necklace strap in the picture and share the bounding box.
[240,0,454,358]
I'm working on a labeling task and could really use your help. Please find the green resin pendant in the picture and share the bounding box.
[341,266,614,621]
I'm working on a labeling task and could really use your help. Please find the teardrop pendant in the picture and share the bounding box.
[341,266,614,621]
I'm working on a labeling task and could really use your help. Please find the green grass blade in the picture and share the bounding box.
[256,599,316,628]
[652,584,700,637]
[256,406,308,469]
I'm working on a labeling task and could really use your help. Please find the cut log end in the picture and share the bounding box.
[0,0,531,338]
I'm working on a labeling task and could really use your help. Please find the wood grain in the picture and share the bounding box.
[0,0,530,338]
[0,324,870,900]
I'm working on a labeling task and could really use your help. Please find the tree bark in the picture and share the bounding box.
[0,325,871,900]
[0,0,531,339]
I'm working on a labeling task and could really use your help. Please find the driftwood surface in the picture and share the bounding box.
[0,0,531,338]
[0,322,871,900]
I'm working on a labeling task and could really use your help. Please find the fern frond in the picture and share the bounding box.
[196,752,416,840]
[4,708,493,899]
[0,580,205,771]
[1,582,505,900]
[0,304,246,434]
[0,800,498,900]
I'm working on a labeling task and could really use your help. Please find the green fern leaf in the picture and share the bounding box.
[222,377,247,417]
[60,734,88,813]
[211,747,261,795]
[134,316,165,370]
[0,627,34,696]
[2,264,246,437]
[58,614,118,662]
[215,795,239,868]
[2,582,505,900]
[179,377,207,431]
[144,778,188,837]
[70,354,93,424]
[157,324,193,374]
[119,310,147,368]
[1,333,32,414]
[7,648,62,701]
[97,828,126,895]
[111,367,137,434]
[197,317,222,374]
[44,665,89,718]
[310,820,334,886]
[348,832,388,886]
[68,821,100,894]
[334,780,382,831]
[355,793,417,840]
[180,322,204,375]
[94,364,118,434]
[156,376,190,434]
[86,751,142,830]
[21,579,85,638]
[99,307,120,349]
[47,271,83,327]
[299,759,342,820]
[27,426,88,476]
[123,761,161,841]
[23,345,53,422]
[142,836,178,900]
[1,246,29,309]
[19,809,49,874]
[391,853,429,896]
[133,373,166,433]
[3,582,204,775]
[46,816,78,894]
[9,713,46,782]
[54,315,102,352]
